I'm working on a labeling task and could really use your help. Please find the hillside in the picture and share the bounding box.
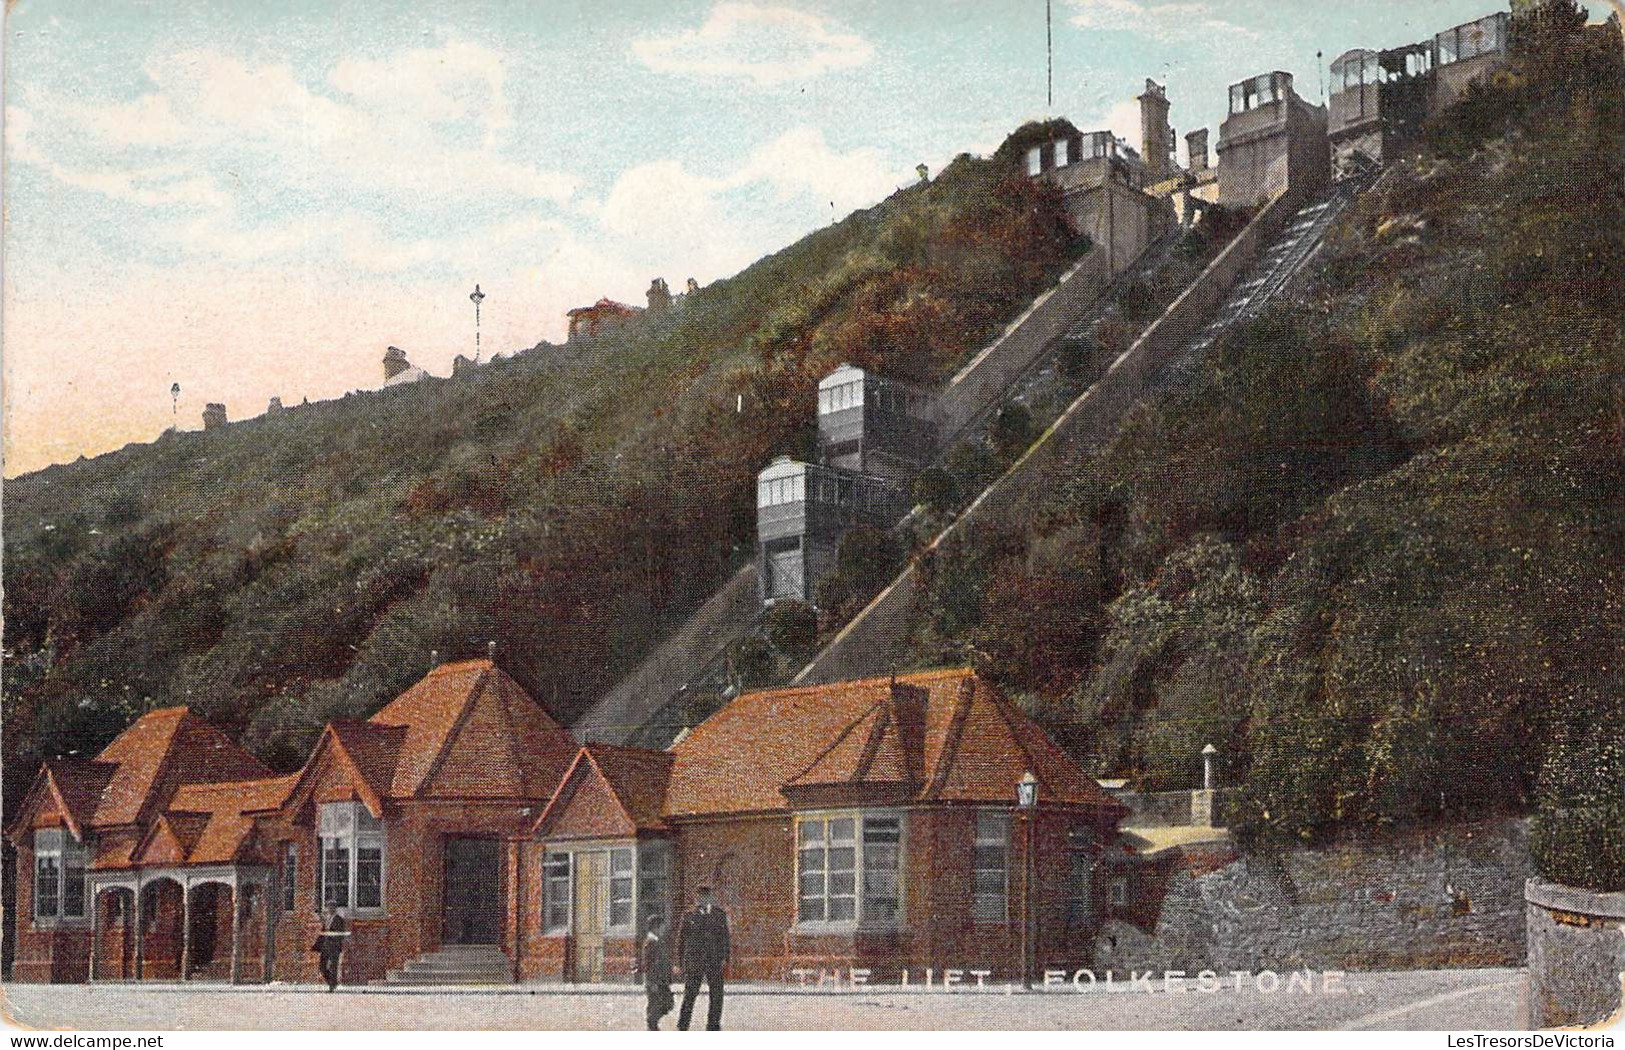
[1,150,1087,807]
[898,12,1625,840]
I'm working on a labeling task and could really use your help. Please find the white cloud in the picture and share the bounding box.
[597,126,897,249]
[632,3,874,87]
[20,39,575,224]
[6,105,229,209]
[1066,0,1256,44]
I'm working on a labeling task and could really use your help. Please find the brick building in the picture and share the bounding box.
[565,298,643,344]
[9,665,1129,986]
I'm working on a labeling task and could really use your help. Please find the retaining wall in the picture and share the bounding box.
[1098,818,1532,974]
[1525,878,1625,1029]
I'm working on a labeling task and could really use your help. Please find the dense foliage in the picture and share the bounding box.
[902,8,1625,843]
[2,147,1087,805]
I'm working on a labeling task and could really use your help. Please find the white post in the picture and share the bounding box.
[1202,743,1218,791]
[229,883,245,985]
[180,882,192,981]
[132,879,145,981]
[88,884,101,983]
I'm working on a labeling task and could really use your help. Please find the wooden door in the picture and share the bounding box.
[572,851,608,982]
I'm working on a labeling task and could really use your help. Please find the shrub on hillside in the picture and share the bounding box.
[1530,722,1625,892]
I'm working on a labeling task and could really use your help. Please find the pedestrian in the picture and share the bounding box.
[311,904,349,992]
[676,886,730,1031]
[642,915,675,1030]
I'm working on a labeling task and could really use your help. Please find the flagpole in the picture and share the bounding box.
[1047,0,1053,110]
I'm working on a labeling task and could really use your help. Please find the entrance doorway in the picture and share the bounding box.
[443,837,501,945]
[571,851,608,982]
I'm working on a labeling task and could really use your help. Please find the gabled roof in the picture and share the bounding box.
[365,659,577,801]
[9,707,272,843]
[5,757,117,843]
[666,669,1128,819]
[121,775,296,869]
[92,706,272,826]
[533,744,673,840]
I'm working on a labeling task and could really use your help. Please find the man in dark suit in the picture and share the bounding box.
[311,905,348,991]
[641,915,675,1030]
[676,886,730,1030]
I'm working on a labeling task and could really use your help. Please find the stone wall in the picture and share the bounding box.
[1098,818,1532,974]
[1525,878,1625,1028]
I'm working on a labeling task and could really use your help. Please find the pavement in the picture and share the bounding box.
[1,967,1531,1031]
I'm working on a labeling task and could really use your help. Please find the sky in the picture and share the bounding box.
[3,0,1510,476]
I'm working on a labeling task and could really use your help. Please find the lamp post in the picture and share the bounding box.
[469,284,485,363]
[1017,770,1038,990]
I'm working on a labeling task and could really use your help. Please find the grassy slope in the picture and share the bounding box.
[1,145,1087,808]
[903,17,1625,840]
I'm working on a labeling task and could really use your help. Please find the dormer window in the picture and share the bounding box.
[318,802,385,915]
[33,828,88,924]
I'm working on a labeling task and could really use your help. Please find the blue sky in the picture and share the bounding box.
[4,0,1509,474]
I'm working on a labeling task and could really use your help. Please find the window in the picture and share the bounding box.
[543,852,572,934]
[1438,29,1460,65]
[797,816,856,923]
[796,813,902,927]
[1110,875,1130,908]
[972,810,1009,922]
[33,828,87,923]
[318,802,385,914]
[638,841,672,932]
[1026,146,1042,177]
[1053,137,1071,167]
[609,847,635,930]
[861,817,901,923]
[281,841,298,913]
[1066,827,1095,928]
[758,473,807,509]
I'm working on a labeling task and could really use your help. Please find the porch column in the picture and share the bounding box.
[87,884,101,983]
[228,883,245,985]
[132,878,145,981]
[262,875,279,983]
[180,881,193,981]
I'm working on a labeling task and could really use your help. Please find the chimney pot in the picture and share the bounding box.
[487,640,498,661]
[430,649,440,668]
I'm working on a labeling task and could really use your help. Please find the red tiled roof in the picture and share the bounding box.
[138,775,297,867]
[4,757,115,844]
[566,298,642,318]
[92,707,271,826]
[666,669,1128,819]
[534,744,673,839]
[366,659,577,800]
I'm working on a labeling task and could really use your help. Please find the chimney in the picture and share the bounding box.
[383,345,410,381]
[202,403,228,430]
[1138,79,1173,179]
[487,640,498,661]
[1186,128,1210,172]
[429,649,440,668]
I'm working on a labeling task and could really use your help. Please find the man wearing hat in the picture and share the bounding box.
[676,886,730,1030]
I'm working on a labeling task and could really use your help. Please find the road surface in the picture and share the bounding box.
[2,968,1531,1030]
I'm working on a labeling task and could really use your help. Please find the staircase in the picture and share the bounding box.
[382,945,513,985]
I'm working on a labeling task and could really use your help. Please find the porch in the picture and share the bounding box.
[85,864,275,984]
